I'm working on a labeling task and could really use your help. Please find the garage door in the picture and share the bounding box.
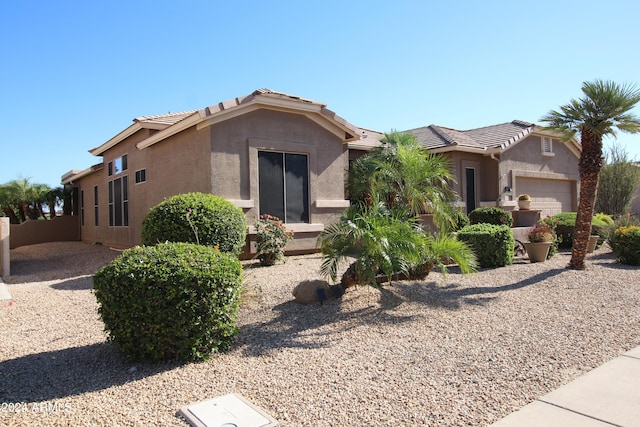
[515,178,574,217]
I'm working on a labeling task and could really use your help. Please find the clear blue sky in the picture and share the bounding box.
[2,0,639,188]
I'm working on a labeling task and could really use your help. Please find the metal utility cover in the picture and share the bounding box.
[179,393,278,427]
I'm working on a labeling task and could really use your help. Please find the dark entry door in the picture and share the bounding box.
[465,167,476,214]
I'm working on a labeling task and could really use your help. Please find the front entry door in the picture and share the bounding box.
[465,167,477,214]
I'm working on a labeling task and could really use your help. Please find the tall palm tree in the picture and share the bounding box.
[541,79,640,269]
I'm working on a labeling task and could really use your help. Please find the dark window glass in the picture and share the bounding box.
[94,186,99,226]
[80,190,85,226]
[258,151,309,223]
[114,178,122,226]
[258,151,285,221]
[135,169,146,183]
[284,153,309,223]
[108,181,114,226]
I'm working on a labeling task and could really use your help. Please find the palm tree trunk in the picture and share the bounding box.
[570,128,604,269]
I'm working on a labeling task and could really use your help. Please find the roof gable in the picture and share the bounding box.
[89,89,360,156]
[406,120,537,153]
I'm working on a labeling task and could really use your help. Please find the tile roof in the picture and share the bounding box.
[133,111,197,126]
[406,120,536,152]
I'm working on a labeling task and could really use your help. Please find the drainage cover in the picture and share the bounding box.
[179,393,278,427]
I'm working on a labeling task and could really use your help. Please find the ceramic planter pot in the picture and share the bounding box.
[518,199,531,210]
[524,241,552,262]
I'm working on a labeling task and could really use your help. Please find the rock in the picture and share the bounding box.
[292,280,333,304]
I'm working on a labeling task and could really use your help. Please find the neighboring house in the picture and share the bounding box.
[61,89,361,253]
[350,120,582,218]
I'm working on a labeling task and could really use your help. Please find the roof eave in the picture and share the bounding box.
[61,163,104,185]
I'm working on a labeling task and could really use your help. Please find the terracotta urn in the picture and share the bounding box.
[518,199,531,210]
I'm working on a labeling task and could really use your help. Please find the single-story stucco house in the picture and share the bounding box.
[350,120,582,219]
[62,89,582,253]
[62,89,363,253]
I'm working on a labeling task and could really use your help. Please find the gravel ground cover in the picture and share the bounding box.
[1,241,639,426]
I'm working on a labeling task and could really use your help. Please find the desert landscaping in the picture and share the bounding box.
[1,241,639,426]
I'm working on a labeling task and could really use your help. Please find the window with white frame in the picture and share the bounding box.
[541,137,554,156]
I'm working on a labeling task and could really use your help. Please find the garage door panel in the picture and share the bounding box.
[516,178,573,217]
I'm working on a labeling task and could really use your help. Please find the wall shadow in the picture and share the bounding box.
[50,275,93,291]
[390,267,567,310]
[0,343,180,403]
[5,242,119,284]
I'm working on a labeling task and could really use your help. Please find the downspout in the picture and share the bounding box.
[489,152,503,206]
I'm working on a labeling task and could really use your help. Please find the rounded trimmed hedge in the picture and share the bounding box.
[93,242,243,361]
[141,192,247,255]
[469,207,513,227]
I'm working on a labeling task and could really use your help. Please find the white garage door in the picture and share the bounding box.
[516,178,574,217]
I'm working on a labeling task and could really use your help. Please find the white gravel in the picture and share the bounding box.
[1,241,639,426]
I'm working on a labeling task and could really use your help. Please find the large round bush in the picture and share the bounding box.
[93,242,243,361]
[609,226,640,265]
[141,192,247,255]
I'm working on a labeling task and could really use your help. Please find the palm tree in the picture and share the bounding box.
[0,178,52,223]
[318,203,476,287]
[541,79,640,269]
[348,131,458,229]
[319,203,427,287]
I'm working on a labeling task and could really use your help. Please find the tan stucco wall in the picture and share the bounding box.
[74,108,349,252]
[444,152,498,206]
[209,109,348,253]
[9,216,80,249]
[500,134,579,211]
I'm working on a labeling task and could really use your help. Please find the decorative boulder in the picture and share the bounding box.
[292,280,333,304]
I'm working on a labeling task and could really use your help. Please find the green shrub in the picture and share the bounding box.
[140,192,247,255]
[449,209,470,231]
[552,212,609,248]
[457,223,514,268]
[609,226,640,265]
[594,213,614,226]
[93,242,243,361]
[468,207,513,227]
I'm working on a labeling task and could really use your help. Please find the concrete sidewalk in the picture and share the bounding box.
[490,346,640,426]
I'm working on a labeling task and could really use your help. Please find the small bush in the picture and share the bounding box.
[93,242,243,362]
[255,214,294,266]
[457,223,514,268]
[594,213,614,226]
[552,212,609,248]
[140,193,247,255]
[449,209,470,231]
[609,226,640,265]
[469,207,513,227]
